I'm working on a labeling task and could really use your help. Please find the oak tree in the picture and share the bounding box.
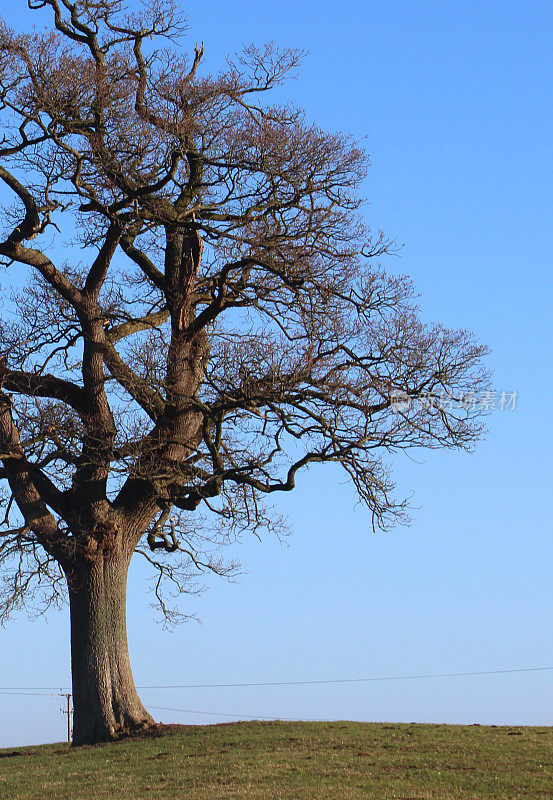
[0,0,488,744]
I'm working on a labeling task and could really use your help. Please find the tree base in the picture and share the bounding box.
[72,719,158,747]
[71,721,194,747]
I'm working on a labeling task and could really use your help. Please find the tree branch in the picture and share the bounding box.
[102,339,165,420]
[0,392,66,559]
[0,365,87,415]
[107,309,170,343]
[84,221,122,298]
[120,226,166,290]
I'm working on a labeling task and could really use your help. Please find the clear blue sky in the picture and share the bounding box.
[1,0,553,747]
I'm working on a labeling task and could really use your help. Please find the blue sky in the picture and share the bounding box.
[1,0,553,747]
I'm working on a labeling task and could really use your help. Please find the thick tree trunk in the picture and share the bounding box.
[66,550,155,745]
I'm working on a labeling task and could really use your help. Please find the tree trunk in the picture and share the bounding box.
[67,550,155,745]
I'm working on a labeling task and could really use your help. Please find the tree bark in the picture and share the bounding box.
[66,549,155,746]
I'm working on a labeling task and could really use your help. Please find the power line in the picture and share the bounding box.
[0,664,552,694]
[0,689,62,697]
[135,665,553,689]
[148,705,328,722]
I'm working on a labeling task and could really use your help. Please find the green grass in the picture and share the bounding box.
[1,721,552,799]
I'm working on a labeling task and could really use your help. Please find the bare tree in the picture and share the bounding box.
[0,0,488,745]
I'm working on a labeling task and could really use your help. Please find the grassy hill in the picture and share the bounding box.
[1,721,552,799]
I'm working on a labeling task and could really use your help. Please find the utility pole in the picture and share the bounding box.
[61,693,72,744]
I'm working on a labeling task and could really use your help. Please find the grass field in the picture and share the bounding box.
[1,721,552,799]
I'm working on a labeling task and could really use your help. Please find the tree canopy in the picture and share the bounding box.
[0,0,488,743]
